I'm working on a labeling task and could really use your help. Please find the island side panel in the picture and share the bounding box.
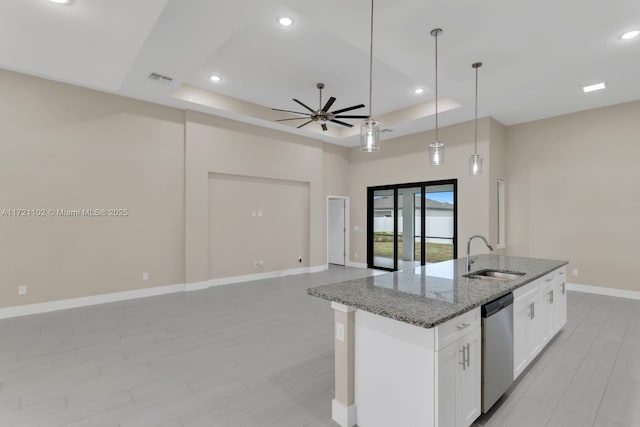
[332,302,356,427]
[354,309,437,427]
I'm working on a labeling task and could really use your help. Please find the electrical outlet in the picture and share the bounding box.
[142,272,149,281]
[18,285,27,296]
[572,268,578,276]
[258,210,263,217]
[252,211,256,217]
[336,322,345,342]
[258,260,264,267]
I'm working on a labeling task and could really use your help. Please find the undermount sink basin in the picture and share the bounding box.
[463,269,525,281]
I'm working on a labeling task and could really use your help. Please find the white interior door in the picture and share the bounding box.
[328,198,345,265]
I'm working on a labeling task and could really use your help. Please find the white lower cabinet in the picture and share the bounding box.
[354,308,481,427]
[513,267,567,380]
[437,326,481,427]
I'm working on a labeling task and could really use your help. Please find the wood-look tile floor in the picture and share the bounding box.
[1,267,639,426]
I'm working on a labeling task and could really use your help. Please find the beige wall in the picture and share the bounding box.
[184,111,325,283]
[4,65,639,309]
[505,101,640,291]
[348,118,495,264]
[208,173,309,278]
[0,69,185,308]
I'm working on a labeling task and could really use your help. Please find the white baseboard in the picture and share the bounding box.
[332,399,357,427]
[0,265,331,320]
[567,282,640,301]
[0,283,185,320]
[346,261,368,269]
[309,264,329,273]
[202,265,328,289]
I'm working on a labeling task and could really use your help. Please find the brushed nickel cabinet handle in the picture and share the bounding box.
[466,343,471,368]
[457,322,471,330]
[459,347,466,370]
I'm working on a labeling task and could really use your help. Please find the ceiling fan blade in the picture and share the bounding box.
[293,99,316,113]
[271,108,310,115]
[297,120,313,129]
[321,123,328,132]
[330,119,354,128]
[322,97,336,112]
[331,104,365,115]
[334,115,370,119]
[276,117,309,121]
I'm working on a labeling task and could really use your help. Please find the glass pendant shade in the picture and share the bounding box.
[429,141,444,166]
[469,154,483,175]
[360,119,380,152]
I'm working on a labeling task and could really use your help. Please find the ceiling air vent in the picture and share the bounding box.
[147,72,173,83]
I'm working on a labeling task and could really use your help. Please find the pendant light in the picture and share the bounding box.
[360,0,380,152]
[429,28,444,166]
[469,62,483,175]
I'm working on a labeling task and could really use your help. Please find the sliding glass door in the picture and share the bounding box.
[368,180,457,271]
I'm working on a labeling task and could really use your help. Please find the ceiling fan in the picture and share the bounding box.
[272,83,369,131]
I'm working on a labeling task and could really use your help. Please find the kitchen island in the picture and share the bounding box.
[307,255,568,427]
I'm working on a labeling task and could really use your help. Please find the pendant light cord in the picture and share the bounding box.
[474,65,478,155]
[434,31,439,141]
[368,0,374,120]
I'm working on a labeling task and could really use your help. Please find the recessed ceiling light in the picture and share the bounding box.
[413,88,425,95]
[620,30,640,40]
[49,0,73,4]
[582,82,606,93]
[209,75,222,83]
[278,16,294,27]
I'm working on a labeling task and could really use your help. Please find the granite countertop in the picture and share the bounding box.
[307,255,568,329]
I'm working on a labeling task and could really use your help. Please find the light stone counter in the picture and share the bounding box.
[308,255,568,328]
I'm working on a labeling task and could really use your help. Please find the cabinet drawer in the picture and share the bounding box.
[553,267,567,285]
[435,308,480,351]
[513,278,541,302]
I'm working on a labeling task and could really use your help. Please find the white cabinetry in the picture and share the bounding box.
[513,267,567,380]
[437,324,481,427]
[354,308,481,427]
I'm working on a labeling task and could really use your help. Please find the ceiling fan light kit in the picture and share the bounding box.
[360,0,380,152]
[272,82,367,131]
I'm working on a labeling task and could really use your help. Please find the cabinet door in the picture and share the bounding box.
[540,287,555,343]
[457,327,481,427]
[437,337,459,427]
[555,281,567,331]
[514,300,532,379]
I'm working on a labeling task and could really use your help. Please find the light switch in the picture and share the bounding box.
[336,322,345,342]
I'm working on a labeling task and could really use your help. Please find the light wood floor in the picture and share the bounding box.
[0,267,639,426]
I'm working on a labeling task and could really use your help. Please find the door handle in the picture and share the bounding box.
[529,302,535,319]
[457,322,471,330]
[466,343,470,368]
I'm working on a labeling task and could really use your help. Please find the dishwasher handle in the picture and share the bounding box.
[481,293,514,317]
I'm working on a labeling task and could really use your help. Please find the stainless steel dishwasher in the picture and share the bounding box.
[481,292,514,413]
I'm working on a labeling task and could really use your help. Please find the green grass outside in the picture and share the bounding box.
[373,239,454,263]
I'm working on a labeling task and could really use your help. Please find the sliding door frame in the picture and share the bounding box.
[367,179,457,271]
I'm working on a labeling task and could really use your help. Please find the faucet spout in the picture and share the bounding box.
[466,234,494,272]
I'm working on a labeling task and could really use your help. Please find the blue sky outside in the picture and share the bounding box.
[425,191,453,204]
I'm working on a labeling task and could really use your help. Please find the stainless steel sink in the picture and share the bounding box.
[464,269,525,281]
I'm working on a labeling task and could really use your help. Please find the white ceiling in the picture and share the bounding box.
[1,0,639,147]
